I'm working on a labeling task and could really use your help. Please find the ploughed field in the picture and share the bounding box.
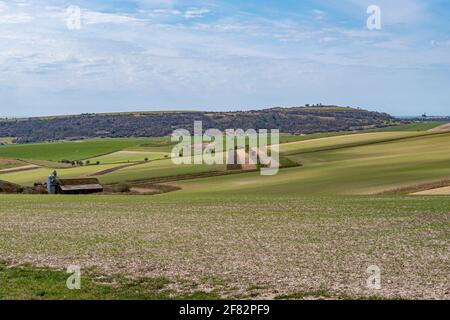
[0,122,449,299]
[0,194,448,299]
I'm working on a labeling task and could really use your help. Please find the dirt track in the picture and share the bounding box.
[429,122,450,132]
[0,165,40,174]
[412,186,450,195]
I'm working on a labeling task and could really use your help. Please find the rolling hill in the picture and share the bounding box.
[0,106,397,143]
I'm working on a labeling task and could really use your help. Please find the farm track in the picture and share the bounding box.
[412,186,450,195]
[0,165,40,174]
[429,122,450,132]
[88,162,145,176]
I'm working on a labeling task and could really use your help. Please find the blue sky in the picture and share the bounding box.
[0,0,449,117]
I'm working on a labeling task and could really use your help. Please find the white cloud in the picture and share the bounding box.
[83,11,142,25]
[183,8,210,19]
[0,0,448,116]
[0,13,33,24]
[0,1,7,13]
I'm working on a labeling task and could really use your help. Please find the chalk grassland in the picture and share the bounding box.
[0,194,447,299]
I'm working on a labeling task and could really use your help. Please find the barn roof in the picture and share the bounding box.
[59,184,103,192]
[57,178,103,192]
[58,178,101,186]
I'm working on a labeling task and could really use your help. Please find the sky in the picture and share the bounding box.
[0,0,449,117]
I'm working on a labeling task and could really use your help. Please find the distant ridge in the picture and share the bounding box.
[0,105,397,143]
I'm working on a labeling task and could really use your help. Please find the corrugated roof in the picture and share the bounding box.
[59,184,103,191]
[58,178,101,186]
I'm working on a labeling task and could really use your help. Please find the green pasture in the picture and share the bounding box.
[0,138,170,161]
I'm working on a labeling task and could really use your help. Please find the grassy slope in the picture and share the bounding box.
[171,131,450,196]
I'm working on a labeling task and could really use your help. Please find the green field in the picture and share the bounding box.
[0,164,122,186]
[0,159,28,170]
[0,138,172,161]
[167,131,450,196]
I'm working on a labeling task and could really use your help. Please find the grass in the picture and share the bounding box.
[0,138,171,161]
[0,194,447,299]
[0,159,28,170]
[0,263,219,300]
[371,121,448,132]
[97,156,227,184]
[0,137,15,145]
[170,131,450,196]
[278,131,428,155]
[0,163,121,186]
[3,130,450,193]
[1,130,450,300]
[88,151,169,164]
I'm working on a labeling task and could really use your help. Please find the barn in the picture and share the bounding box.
[47,172,103,195]
[57,178,104,194]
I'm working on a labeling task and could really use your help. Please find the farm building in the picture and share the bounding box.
[57,178,104,194]
[47,173,103,194]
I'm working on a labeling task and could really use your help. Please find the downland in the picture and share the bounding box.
[0,112,449,300]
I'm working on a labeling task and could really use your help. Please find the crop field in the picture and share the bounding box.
[0,138,171,161]
[0,126,449,300]
[0,194,448,299]
[0,164,120,186]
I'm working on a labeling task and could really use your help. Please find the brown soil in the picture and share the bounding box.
[0,165,40,174]
[411,186,450,195]
[429,122,450,132]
